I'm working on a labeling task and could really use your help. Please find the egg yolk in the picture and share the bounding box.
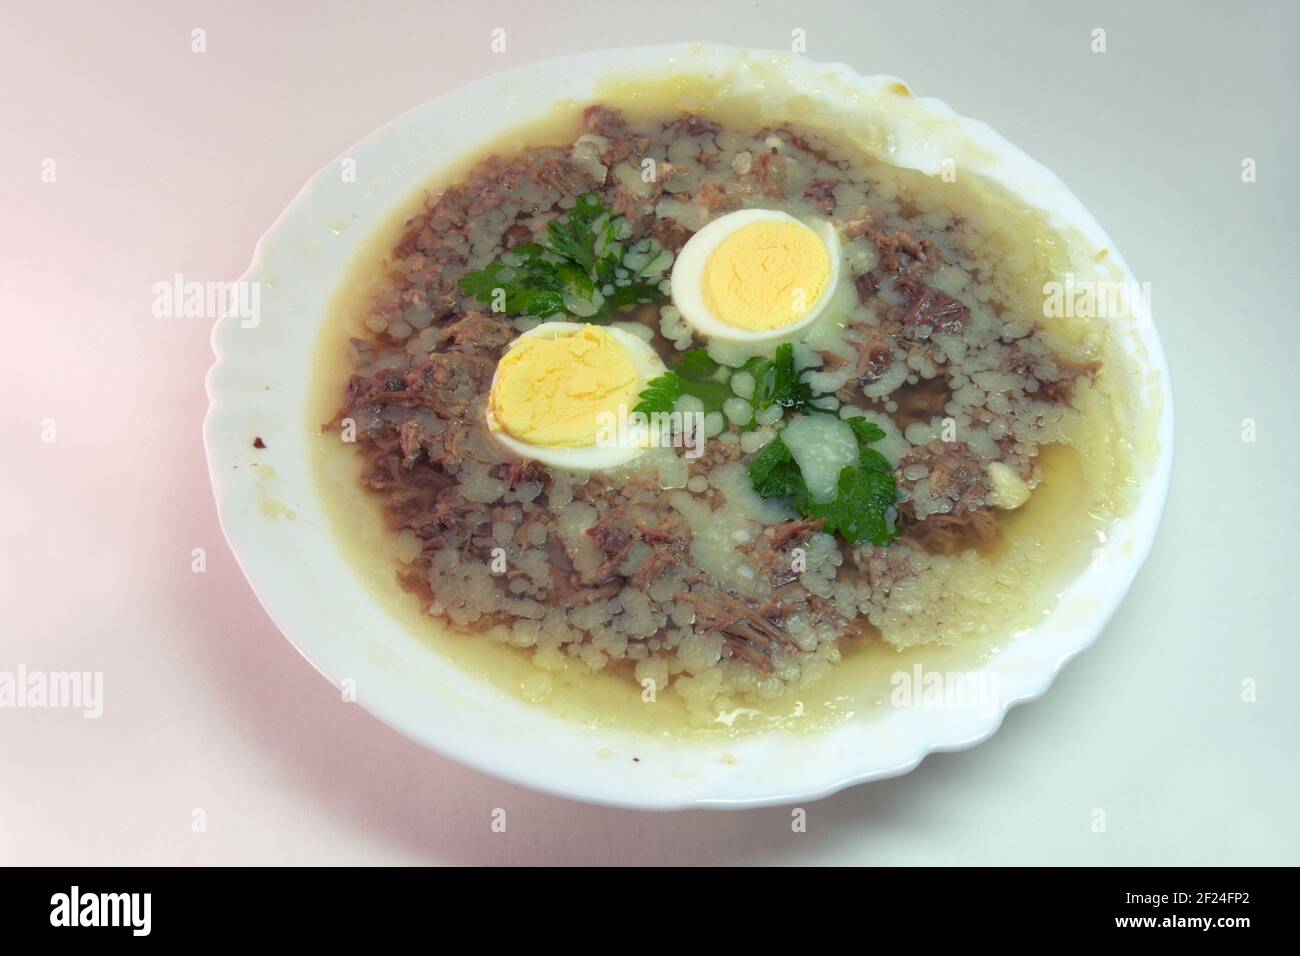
[488,325,640,447]
[701,220,830,331]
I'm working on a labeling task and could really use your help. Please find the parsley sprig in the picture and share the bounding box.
[749,416,899,547]
[634,349,733,416]
[458,193,666,321]
[635,342,839,425]
[742,343,820,415]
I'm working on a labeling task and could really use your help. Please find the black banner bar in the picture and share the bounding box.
[0,866,1277,940]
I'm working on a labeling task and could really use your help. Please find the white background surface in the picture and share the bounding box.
[2,0,1296,865]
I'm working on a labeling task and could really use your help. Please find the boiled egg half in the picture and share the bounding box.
[671,209,840,342]
[486,321,666,470]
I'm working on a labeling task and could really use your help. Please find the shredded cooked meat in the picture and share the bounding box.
[740,518,825,587]
[586,502,692,587]
[327,103,1103,697]
[683,587,800,673]
[895,275,971,336]
[895,440,1000,554]
[847,322,895,382]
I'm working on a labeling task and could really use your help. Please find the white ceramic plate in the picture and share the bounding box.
[204,44,1173,809]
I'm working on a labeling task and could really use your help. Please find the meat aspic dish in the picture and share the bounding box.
[316,102,1136,730]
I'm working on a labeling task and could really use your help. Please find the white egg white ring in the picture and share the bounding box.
[485,321,667,470]
[670,209,841,343]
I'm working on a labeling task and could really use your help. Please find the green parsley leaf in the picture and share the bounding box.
[600,276,664,314]
[457,248,567,318]
[676,349,722,379]
[746,343,818,414]
[747,433,807,498]
[845,416,893,473]
[546,193,607,274]
[803,465,898,546]
[634,349,733,416]
[458,193,665,321]
[633,374,683,417]
[747,414,900,547]
[844,416,886,447]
